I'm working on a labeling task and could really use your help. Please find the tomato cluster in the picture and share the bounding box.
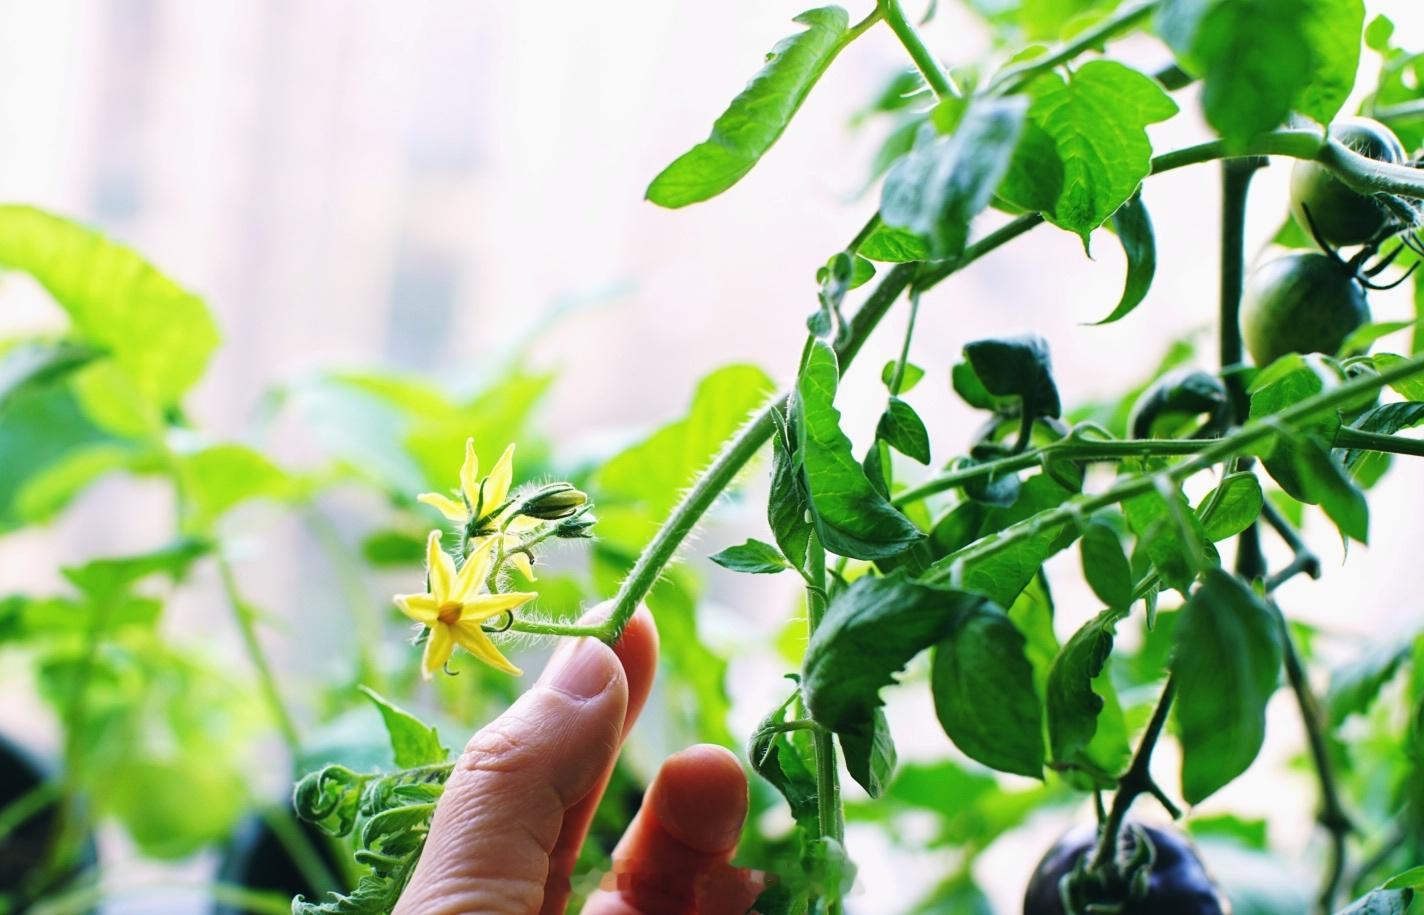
[1242,118,1418,368]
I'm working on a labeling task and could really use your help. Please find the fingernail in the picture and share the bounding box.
[543,638,615,699]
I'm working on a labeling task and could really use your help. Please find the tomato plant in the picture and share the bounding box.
[6,1,1424,914]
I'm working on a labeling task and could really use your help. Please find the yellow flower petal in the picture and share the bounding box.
[482,443,516,514]
[394,593,439,624]
[458,590,537,624]
[421,623,455,678]
[417,492,467,522]
[451,621,522,676]
[450,537,498,604]
[458,438,480,510]
[426,531,456,602]
[506,548,536,581]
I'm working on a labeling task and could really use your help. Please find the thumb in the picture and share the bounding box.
[396,637,628,915]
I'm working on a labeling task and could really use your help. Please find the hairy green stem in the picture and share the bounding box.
[1089,676,1177,875]
[923,351,1424,584]
[991,0,1159,95]
[878,0,957,99]
[804,533,845,914]
[1335,425,1424,457]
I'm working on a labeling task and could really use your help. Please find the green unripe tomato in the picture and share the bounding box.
[1241,253,1370,367]
[1290,117,1406,247]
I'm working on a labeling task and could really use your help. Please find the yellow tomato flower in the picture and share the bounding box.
[394,531,535,678]
[417,438,542,579]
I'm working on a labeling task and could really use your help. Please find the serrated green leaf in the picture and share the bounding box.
[646,7,850,207]
[1173,569,1283,804]
[359,687,448,768]
[1079,519,1134,609]
[931,604,1045,778]
[999,62,1177,240]
[857,222,931,263]
[795,341,923,560]
[709,538,791,574]
[880,98,1028,258]
[802,573,986,736]
[876,397,931,464]
[839,707,897,798]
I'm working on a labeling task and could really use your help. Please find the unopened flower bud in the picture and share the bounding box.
[520,483,589,521]
[554,510,597,539]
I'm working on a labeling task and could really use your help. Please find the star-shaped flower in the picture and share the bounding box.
[418,439,541,579]
[394,531,535,677]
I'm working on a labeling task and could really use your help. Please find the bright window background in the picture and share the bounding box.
[1,1,1422,911]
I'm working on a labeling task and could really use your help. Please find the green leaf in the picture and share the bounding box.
[1287,434,1369,543]
[361,529,426,566]
[1196,471,1265,542]
[1326,635,1412,726]
[839,707,897,798]
[1157,0,1362,148]
[0,340,102,410]
[1125,482,1214,593]
[359,686,449,768]
[1092,194,1157,324]
[0,205,220,406]
[1173,569,1283,804]
[963,335,1062,421]
[1337,888,1414,915]
[876,397,931,464]
[857,222,931,263]
[998,61,1178,240]
[880,97,1028,258]
[1373,352,1424,401]
[768,411,813,573]
[61,538,210,601]
[748,699,820,828]
[0,383,123,532]
[1047,609,1119,769]
[646,7,849,207]
[1079,519,1133,610]
[931,604,1045,778]
[795,341,923,560]
[709,538,791,574]
[802,573,987,736]
[178,444,297,531]
[1340,402,1424,483]
[881,360,925,394]
[951,360,996,411]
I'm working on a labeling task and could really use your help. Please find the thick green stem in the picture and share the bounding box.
[878,0,957,99]
[217,555,302,754]
[598,263,917,642]
[804,534,845,914]
[991,0,1159,95]
[1336,426,1424,457]
[1090,676,1177,875]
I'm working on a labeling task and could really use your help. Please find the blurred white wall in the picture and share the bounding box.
[2,1,1424,911]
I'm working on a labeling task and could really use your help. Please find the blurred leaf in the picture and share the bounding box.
[881,360,925,394]
[710,538,791,574]
[359,686,449,768]
[0,339,101,409]
[932,604,1045,778]
[0,205,219,405]
[1173,570,1283,804]
[881,98,1027,258]
[795,342,923,560]
[61,538,210,601]
[360,529,426,567]
[998,62,1177,241]
[646,7,850,207]
[1327,635,1412,726]
[179,444,298,531]
[0,383,125,531]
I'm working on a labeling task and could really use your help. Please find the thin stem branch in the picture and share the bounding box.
[1335,426,1424,457]
[804,533,844,914]
[1270,599,1352,914]
[889,289,921,395]
[878,0,957,99]
[991,0,1159,95]
[217,555,302,754]
[1090,676,1177,874]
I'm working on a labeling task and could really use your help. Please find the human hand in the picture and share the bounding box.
[395,608,760,914]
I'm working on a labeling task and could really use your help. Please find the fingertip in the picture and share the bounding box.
[652,744,748,855]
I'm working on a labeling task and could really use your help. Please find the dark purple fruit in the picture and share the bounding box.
[1023,824,1228,915]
